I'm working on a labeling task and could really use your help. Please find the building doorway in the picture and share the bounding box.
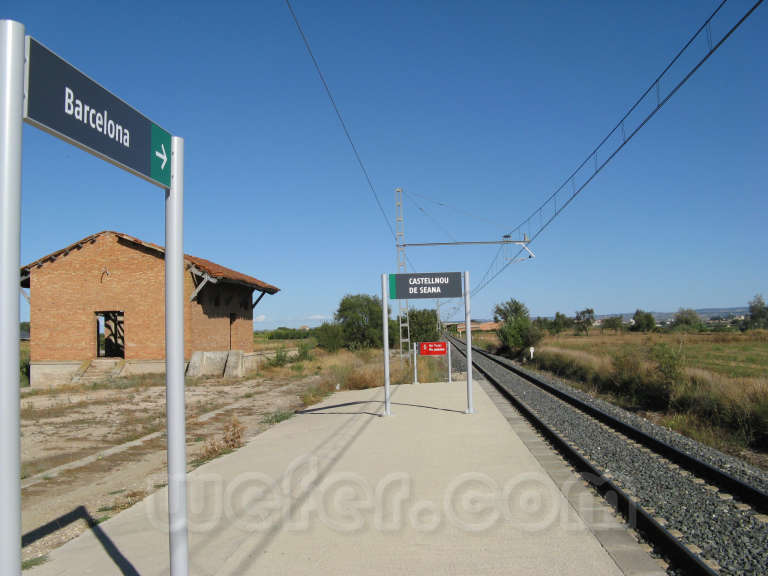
[96,311,125,358]
[229,313,236,350]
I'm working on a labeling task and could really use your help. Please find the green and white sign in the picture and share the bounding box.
[24,37,172,188]
[389,272,462,300]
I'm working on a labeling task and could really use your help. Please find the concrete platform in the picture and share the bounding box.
[29,378,661,575]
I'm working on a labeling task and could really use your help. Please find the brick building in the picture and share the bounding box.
[22,231,279,385]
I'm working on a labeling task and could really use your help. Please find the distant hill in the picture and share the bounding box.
[594,307,749,322]
[448,308,750,324]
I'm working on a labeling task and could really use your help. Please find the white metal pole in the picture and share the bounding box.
[381,274,391,416]
[0,19,25,576]
[413,343,418,384]
[447,341,452,384]
[464,271,473,414]
[166,136,188,576]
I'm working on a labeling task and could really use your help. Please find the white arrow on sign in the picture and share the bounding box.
[155,144,167,170]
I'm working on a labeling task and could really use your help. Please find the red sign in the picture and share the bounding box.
[419,342,447,356]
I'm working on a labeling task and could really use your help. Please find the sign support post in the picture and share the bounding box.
[0,19,25,576]
[413,344,418,384]
[0,20,189,574]
[381,274,391,416]
[166,136,188,575]
[464,270,473,414]
[447,340,452,383]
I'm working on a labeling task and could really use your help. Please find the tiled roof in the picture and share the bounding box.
[21,231,280,294]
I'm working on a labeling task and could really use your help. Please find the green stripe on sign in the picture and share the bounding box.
[389,274,397,299]
[150,123,172,188]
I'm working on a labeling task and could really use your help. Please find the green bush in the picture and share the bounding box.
[533,351,599,387]
[649,343,683,384]
[609,347,642,396]
[747,397,768,447]
[268,327,312,340]
[296,341,315,361]
[19,347,30,388]
[335,294,383,349]
[634,343,679,410]
[497,315,542,358]
[314,322,344,352]
[268,348,289,367]
[407,308,439,344]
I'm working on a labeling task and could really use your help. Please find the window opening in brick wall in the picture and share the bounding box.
[95,311,125,358]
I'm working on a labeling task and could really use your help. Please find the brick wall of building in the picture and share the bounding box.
[30,233,254,362]
[30,234,166,361]
[188,282,254,353]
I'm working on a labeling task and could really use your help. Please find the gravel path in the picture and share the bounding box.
[451,338,768,576]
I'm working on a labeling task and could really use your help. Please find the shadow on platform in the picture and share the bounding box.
[23,505,140,575]
[295,399,465,416]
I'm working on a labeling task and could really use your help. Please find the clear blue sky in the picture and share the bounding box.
[8,1,767,327]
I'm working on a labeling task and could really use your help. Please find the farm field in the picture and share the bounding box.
[542,331,768,379]
[533,330,768,467]
[253,331,315,352]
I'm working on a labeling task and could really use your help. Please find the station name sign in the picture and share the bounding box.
[389,272,462,300]
[419,342,447,356]
[23,37,172,188]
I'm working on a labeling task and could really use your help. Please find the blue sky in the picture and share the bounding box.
[8,1,767,327]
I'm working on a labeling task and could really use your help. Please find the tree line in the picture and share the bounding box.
[310,294,440,352]
[290,292,767,355]
[492,293,767,359]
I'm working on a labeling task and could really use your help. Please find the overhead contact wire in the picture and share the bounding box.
[472,0,764,297]
[285,0,399,245]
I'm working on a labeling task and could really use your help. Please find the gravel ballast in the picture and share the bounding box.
[451,339,768,576]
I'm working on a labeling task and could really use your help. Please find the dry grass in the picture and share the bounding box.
[22,555,48,570]
[252,332,311,352]
[20,397,115,420]
[544,330,768,378]
[530,335,768,458]
[193,416,245,466]
[98,489,147,514]
[471,331,501,350]
[21,449,96,479]
[261,410,294,425]
[284,347,451,407]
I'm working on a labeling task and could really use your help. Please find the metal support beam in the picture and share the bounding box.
[464,270,473,414]
[0,19,25,576]
[399,239,530,247]
[252,290,266,310]
[381,274,391,416]
[506,244,535,263]
[166,136,188,576]
[19,286,29,303]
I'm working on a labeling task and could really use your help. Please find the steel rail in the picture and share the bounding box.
[447,335,734,576]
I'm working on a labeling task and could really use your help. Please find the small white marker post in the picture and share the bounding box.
[464,270,473,414]
[381,274,391,416]
[530,346,535,360]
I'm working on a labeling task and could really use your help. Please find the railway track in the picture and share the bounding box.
[447,335,768,576]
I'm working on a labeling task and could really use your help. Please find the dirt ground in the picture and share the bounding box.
[19,370,325,566]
